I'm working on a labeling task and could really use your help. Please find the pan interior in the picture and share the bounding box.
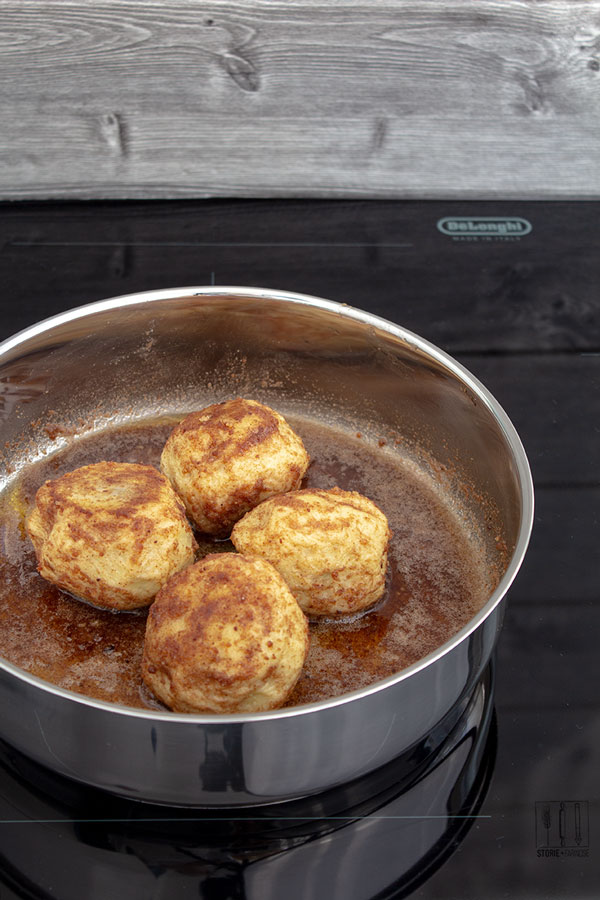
[0,292,518,712]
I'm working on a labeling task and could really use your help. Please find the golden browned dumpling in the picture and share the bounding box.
[142,553,309,713]
[231,487,391,618]
[160,398,309,536]
[26,461,197,611]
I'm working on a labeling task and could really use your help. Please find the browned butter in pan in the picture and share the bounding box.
[0,416,499,710]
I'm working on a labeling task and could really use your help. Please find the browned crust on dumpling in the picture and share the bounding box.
[231,487,391,617]
[160,398,310,535]
[142,553,309,713]
[27,461,197,611]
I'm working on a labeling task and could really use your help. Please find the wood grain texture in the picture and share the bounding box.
[2,1,600,199]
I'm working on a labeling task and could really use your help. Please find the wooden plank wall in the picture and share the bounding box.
[1,0,600,199]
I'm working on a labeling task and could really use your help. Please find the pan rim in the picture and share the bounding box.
[0,285,535,724]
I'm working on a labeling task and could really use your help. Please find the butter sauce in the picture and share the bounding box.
[0,417,494,710]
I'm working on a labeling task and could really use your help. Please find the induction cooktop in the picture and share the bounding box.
[0,199,598,899]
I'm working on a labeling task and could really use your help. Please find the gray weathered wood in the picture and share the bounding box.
[2,1,600,198]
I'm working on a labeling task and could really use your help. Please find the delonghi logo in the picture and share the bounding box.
[437,216,532,240]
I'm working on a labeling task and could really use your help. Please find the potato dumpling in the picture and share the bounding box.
[231,487,391,618]
[27,461,197,611]
[160,397,309,536]
[142,553,309,713]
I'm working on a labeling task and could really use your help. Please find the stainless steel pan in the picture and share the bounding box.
[0,287,533,806]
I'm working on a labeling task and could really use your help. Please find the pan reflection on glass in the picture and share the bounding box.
[0,666,496,900]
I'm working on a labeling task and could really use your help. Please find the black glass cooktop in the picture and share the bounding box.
[0,199,598,898]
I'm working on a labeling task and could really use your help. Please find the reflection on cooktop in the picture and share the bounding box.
[0,669,494,899]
